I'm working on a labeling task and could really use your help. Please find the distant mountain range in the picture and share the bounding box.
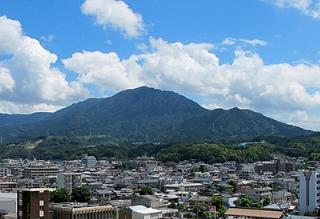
[0,86,314,143]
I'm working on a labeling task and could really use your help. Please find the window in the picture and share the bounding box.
[39,211,44,217]
[39,200,44,206]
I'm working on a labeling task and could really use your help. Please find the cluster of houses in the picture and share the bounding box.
[0,154,319,219]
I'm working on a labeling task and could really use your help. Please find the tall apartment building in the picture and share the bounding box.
[299,171,320,214]
[17,188,49,219]
[57,172,82,192]
[81,154,97,168]
[22,167,59,178]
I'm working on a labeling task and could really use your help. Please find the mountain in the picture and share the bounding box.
[0,86,314,142]
[0,112,51,127]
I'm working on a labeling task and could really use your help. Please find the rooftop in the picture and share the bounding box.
[50,203,114,212]
[129,205,162,215]
[225,208,284,219]
[17,188,50,192]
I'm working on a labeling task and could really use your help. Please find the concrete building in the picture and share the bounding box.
[81,155,97,169]
[17,188,50,219]
[0,193,16,214]
[299,171,320,214]
[129,206,162,219]
[163,182,203,192]
[50,203,116,219]
[254,160,294,175]
[57,173,82,192]
[0,182,17,192]
[131,195,160,208]
[22,167,59,178]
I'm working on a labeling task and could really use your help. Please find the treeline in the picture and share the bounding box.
[0,133,320,163]
[157,143,274,163]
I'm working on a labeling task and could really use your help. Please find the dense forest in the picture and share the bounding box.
[0,133,319,163]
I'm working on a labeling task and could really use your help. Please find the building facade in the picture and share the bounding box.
[17,188,49,219]
[299,171,320,214]
[50,203,116,219]
[22,167,59,178]
[57,173,82,192]
[81,155,97,169]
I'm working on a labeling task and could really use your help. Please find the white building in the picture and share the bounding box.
[57,172,82,191]
[129,206,162,219]
[299,171,319,214]
[82,154,97,168]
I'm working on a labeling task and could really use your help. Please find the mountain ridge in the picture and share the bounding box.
[0,86,314,142]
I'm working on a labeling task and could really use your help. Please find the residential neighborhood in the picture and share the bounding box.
[0,154,319,219]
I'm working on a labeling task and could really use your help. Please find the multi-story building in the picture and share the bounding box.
[0,182,17,192]
[57,172,82,192]
[299,171,320,214]
[50,203,116,219]
[17,188,50,219]
[81,154,97,168]
[22,167,59,178]
[131,195,160,208]
[254,160,294,175]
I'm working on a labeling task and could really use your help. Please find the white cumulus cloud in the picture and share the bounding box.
[63,51,143,91]
[81,0,144,38]
[0,16,89,113]
[0,67,15,93]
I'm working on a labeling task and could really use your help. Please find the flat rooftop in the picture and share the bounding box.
[50,203,114,212]
[225,208,284,219]
[129,205,161,215]
[17,188,50,192]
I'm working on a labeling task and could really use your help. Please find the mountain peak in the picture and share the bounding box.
[109,86,205,116]
[0,86,313,142]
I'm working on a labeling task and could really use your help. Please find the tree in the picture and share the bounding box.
[71,187,92,202]
[234,196,253,208]
[168,202,176,208]
[199,165,208,173]
[262,197,271,206]
[211,196,224,211]
[192,203,207,218]
[203,211,213,219]
[212,196,226,217]
[139,187,153,195]
[228,180,239,192]
[50,188,70,203]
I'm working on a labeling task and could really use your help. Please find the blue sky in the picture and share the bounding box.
[0,0,320,130]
